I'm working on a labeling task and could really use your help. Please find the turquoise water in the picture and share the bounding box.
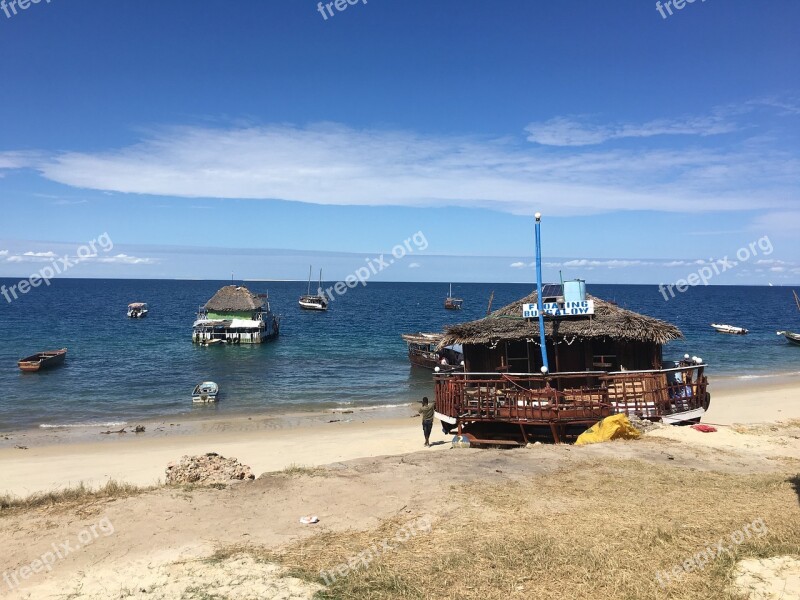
[0,279,797,431]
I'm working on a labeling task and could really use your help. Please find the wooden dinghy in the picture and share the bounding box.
[18,348,67,372]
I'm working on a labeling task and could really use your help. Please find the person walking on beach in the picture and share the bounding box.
[417,396,435,447]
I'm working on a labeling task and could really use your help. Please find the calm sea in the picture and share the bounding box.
[0,279,797,431]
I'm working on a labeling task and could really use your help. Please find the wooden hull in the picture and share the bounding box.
[18,348,67,372]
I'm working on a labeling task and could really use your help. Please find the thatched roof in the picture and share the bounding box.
[204,286,263,312]
[439,292,682,347]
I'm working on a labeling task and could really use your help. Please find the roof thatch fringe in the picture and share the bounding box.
[439,292,682,347]
[204,285,263,312]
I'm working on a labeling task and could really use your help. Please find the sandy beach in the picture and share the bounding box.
[1,377,799,498]
[0,378,798,599]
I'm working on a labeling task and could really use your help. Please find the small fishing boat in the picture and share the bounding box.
[18,348,67,372]
[298,266,328,311]
[192,381,219,403]
[127,302,149,318]
[201,339,227,347]
[444,283,463,310]
[711,323,748,335]
[777,331,800,347]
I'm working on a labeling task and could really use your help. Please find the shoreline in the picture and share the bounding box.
[1,378,798,498]
[3,368,798,437]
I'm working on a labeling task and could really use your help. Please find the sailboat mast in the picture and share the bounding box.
[307,265,312,296]
[318,269,323,294]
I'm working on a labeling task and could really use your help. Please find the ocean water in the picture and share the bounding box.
[0,279,797,431]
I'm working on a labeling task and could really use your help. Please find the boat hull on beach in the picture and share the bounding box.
[433,286,711,445]
[18,348,67,372]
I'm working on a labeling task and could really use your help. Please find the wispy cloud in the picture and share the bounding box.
[407,262,421,269]
[524,113,739,147]
[0,105,785,218]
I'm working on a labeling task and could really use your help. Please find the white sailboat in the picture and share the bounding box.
[299,267,329,311]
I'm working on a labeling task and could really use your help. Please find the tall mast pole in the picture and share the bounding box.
[534,212,549,372]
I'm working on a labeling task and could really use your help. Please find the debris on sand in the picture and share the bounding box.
[166,452,255,485]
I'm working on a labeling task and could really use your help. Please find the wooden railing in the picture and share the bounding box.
[434,366,708,426]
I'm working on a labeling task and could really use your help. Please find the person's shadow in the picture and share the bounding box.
[789,474,800,506]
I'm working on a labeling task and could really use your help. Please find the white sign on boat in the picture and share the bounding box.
[522,300,595,318]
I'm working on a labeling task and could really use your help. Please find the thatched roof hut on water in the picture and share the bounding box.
[439,291,683,374]
[193,285,279,345]
[204,285,264,315]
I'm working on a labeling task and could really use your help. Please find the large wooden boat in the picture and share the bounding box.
[18,348,67,372]
[433,290,710,445]
[298,267,329,311]
[711,323,748,335]
[193,286,280,344]
[444,283,463,310]
[401,333,463,371]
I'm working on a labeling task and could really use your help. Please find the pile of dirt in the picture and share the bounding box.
[165,452,255,485]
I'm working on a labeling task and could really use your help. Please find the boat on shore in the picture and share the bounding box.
[444,283,463,310]
[401,333,464,371]
[18,348,67,372]
[777,331,800,346]
[127,302,149,318]
[192,381,219,403]
[711,323,748,335]
[298,267,328,311]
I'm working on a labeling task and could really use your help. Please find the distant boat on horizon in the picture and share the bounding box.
[444,283,463,310]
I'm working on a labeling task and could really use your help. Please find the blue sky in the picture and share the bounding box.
[0,0,798,284]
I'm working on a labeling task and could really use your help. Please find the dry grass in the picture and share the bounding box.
[0,480,153,516]
[280,464,330,477]
[217,459,800,600]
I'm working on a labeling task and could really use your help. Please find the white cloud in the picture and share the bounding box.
[95,253,157,265]
[510,261,527,268]
[524,113,739,147]
[6,251,58,263]
[9,118,791,218]
[407,262,421,269]
[562,259,656,268]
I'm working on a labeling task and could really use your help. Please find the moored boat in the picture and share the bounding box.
[127,302,149,318]
[18,348,67,372]
[711,323,748,335]
[444,283,463,310]
[777,331,800,347]
[401,333,463,370]
[192,381,219,403]
[298,266,329,311]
